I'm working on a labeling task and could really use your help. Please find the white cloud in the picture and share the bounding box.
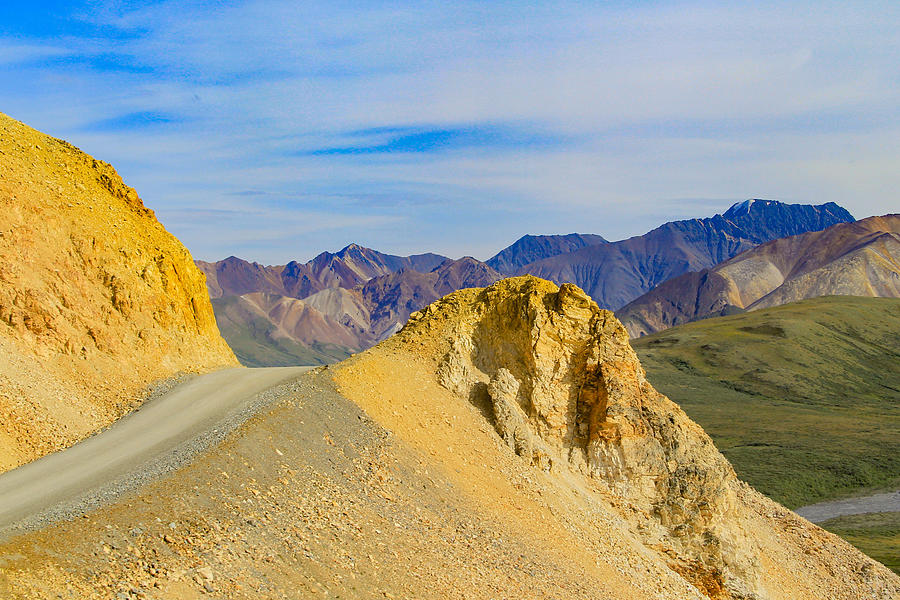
[2,0,898,261]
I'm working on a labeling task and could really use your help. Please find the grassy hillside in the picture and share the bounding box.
[211,297,353,367]
[632,296,900,509]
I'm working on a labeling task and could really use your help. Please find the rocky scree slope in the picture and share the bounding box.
[519,199,855,310]
[334,276,899,600]
[619,215,900,336]
[0,112,236,472]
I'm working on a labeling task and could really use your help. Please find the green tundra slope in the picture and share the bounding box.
[633,296,900,509]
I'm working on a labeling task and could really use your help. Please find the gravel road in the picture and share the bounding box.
[795,490,900,523]
[0,366,310,541]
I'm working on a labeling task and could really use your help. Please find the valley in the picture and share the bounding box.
[633,296,900,574]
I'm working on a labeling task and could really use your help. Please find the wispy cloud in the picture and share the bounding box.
[2,1,898,262]
[303,123,567,156]
[85,110,188,132]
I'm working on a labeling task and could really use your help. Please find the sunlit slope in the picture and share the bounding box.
[334,278,898,599]
[0,112,236,472]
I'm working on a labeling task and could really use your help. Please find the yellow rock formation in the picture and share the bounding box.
[0,112,236,471]
[335,276,899,599]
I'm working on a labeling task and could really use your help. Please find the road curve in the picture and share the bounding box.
[0,366,310,539]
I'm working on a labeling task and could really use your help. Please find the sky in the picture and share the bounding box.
[1,1,898,264]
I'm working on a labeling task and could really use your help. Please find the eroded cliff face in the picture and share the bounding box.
[343,276,898,600]
[409,278,748,595]
[0,112,236,471]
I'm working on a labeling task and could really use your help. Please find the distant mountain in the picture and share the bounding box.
[518,200,855,310]
[213,257,502,366]
[197,244,448,300]
[212,293,364,367]
[618,214,900,336]
[362,257,502,340]
[486,233,607,275]
[196,256,286,299]
[280,244,449,299]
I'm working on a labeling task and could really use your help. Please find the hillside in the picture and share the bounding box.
[0,112,237,472]
[211,293,364,367]
[620,215,900,336]
[631,296,900,509]
[519,199,855,309]
[2,278,896,599]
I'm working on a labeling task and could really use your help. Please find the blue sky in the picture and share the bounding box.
[2,1,899,263]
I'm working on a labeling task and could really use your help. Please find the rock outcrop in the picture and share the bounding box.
[339,276,898,599]
[0,112,236,471]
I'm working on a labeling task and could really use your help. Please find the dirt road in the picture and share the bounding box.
[795,490,900,523]
[0,366,310,540]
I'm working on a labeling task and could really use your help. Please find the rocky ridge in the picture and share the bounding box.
[0,112,236,472]
[335,276,899,599]
[486,232,607,275]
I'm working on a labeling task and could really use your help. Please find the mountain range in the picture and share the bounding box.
[201,199,858,365]
[210,256,502,366]
[197,244,448,299]
[516,199,855,309]
[619,214,900,336]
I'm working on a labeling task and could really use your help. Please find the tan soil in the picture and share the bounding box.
[0,112,236,472]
